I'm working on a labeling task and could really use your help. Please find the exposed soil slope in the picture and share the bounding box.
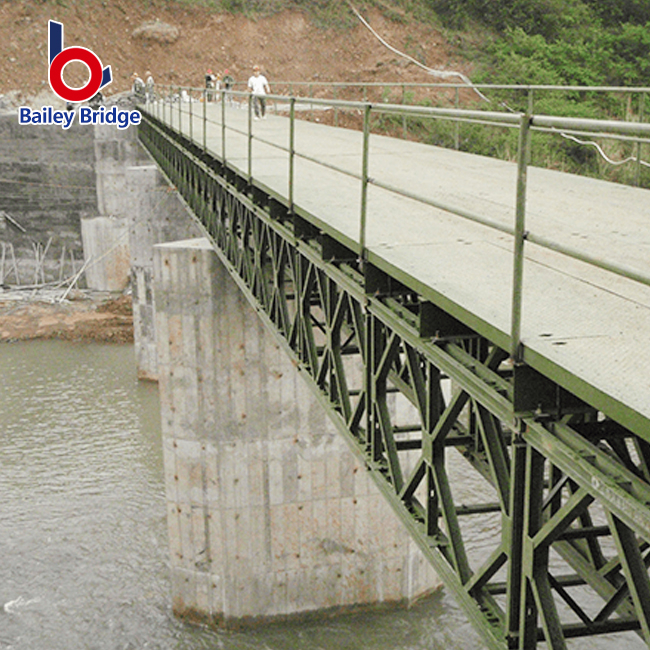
[0,1,467,102]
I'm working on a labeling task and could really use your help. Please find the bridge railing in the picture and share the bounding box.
[142,84,650,359]
[147,82,650,183]
[223,81,650,179]
[221,79,650,114]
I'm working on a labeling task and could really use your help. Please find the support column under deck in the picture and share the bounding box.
[127,165,201,380]
[153,237,439,626]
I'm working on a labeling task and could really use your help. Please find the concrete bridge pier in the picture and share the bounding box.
[81,124,140,293]
[125,164,201,380]
[153,237,439,626]
[86,125,201,379]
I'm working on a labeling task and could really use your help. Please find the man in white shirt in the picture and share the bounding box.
[247,65,270,119]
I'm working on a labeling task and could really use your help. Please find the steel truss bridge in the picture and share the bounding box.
[138,84,650,649]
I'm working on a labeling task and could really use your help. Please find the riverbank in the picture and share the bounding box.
[0,292,133,343]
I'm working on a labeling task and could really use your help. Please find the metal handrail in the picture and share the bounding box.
[532,114,650,135]
[149,84,650,135]
[142,84,650,360]
[213,79,650,100]
[271,81,650,94]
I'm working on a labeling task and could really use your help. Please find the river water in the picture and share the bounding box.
[0,341,483,650]
[0,341,644,650]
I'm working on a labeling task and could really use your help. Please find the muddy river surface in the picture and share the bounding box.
[0,342,643,649]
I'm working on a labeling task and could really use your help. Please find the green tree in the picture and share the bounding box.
[582,0,650,26]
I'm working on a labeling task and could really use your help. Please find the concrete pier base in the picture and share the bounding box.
[153,237,439,626]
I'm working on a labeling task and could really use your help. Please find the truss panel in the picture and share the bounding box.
[140,116,650,649]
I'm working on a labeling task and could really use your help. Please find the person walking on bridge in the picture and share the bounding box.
[222,69,234,104]
[248,65,270,120]
[205,69,216,102]
[214,71,222,101]
[145,70,155,103]
[131,72,145,103]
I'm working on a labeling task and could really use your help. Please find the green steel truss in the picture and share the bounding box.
[140,115,650,649]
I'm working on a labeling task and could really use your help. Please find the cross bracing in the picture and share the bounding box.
[138,90,650,648]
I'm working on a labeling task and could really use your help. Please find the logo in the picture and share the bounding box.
[17,20,141,131]
[48,20,112,103]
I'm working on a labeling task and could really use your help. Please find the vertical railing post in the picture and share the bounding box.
[189,87,193,141]
[510,112,531,362]
[289,96,296,214]
[178,86,181,131]
[334,85,339,128]
[172,87,175,128]
[221,89,226,166]
[359,103,371,260]
[248,90,253,185]
[454,86,460,150]
[636,91,646,187]
[402,84,407,139]
[202,89,207,153]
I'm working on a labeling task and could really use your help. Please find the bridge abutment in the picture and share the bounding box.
[153,237,439,626]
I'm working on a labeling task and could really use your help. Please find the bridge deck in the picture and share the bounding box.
[148,101,650,438]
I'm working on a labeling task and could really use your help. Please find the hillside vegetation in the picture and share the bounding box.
[418,0,650,186]
[432,0,650,88]
[351,0,649,185]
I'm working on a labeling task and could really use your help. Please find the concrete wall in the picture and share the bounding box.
[0,112,97,284]
[80,124,149,293]
[94,122,151,218]
[81,216,130,291]
[153,237,439,627]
